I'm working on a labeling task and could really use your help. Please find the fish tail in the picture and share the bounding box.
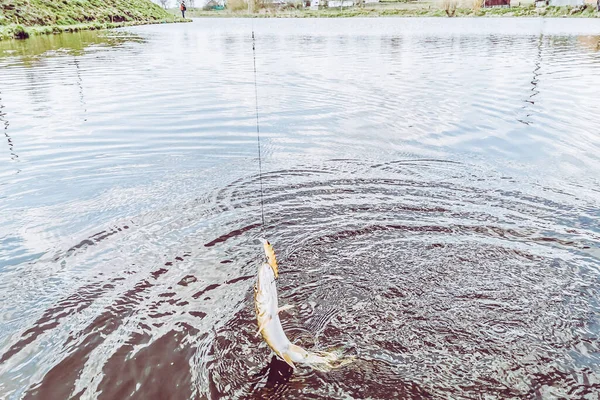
[286,344,354,372]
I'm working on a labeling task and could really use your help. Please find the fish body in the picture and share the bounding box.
[254,261,344,371]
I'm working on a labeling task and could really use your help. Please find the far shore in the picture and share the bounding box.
[173,3,600,18]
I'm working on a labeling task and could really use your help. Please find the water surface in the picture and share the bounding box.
[1,18,600,399]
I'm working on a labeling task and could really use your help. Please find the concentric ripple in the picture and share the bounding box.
[190,160,600,399]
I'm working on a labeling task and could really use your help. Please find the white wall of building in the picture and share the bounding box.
[328,0,354,7]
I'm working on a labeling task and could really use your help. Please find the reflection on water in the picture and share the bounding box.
[0,90,16,162]
[518,32,542,126]
[73,57,87,121]
[0,30,144,60]
[0,18,600,399]
[578,35,600,52]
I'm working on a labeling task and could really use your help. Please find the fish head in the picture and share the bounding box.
[262,239,279,278]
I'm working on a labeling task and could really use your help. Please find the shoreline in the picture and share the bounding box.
[181,5,600,18]
[2,5,598,41]
[0,19,191,42]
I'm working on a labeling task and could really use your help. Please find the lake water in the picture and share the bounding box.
[1,17,600,399]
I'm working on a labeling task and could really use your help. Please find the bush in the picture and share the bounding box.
[227,0,248,11]
[281,1,302,10]
[441,0,458,16]
[13,25,30,39]
[472,0,483,12]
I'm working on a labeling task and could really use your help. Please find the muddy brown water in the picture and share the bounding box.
[1,18,600,399]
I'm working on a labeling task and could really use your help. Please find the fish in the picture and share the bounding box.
[254,243,351,372]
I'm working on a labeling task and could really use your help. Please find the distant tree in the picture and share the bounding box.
[188,0,196,8]
[159,0,169,8]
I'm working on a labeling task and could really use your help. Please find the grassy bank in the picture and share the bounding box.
[177,4,600,18]
[0,0,189,40]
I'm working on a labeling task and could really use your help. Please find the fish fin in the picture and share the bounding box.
[278,304,294,314]
[281,352,296,369]
[255,317,270,337]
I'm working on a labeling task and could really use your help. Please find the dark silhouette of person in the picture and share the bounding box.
[180,1,187,18]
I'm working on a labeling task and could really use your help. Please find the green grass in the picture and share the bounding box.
[0,0,180,26]
[0,0,190,40]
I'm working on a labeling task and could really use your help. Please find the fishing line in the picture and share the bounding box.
[251,27,266,230]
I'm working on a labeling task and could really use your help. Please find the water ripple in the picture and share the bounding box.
[0,18,599,400]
